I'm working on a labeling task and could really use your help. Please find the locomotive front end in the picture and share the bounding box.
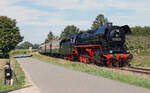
[100,24,133,67]
[103,53,133,67]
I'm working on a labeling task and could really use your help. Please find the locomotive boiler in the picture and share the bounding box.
[39,23,133,67]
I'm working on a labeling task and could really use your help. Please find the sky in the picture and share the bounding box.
[0,0,150,44]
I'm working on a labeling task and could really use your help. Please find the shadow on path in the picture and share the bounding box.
[13,55,32,59]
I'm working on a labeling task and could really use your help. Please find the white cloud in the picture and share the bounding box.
[2,0,150,27]
[109,14,150,27]
[27,0,104,10]
[22,18,90,27]
[27,0,150,12]
[0,0,91,27]
[109,0,150,12]
[104,0,150,26]
[0,0,50,25]
[25,0,150,26]
[1,0,150,44]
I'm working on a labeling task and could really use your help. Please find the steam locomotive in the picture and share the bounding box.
[39,23,133,67]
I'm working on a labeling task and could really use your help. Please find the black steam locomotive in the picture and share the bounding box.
[39,23,133,67]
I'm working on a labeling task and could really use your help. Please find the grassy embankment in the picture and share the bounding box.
[0,49,37,92]
[126,35,150,67]
[0,58,25,92]
[9,49,37,57]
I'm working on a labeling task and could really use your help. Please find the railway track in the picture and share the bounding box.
[37,54,150,75]
[119,66,150,75]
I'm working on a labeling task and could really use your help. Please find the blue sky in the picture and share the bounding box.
[0,0,150,44]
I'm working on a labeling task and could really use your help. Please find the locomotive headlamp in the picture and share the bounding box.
[109,50,113,53]
[116,29,119,32]
[126,50,130,53]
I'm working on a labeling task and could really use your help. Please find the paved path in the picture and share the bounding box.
[9,86,40,93]
[16,57,150,93]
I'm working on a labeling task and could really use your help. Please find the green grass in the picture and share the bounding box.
[126,35,150,56]
[9,49,33,57]
[0,58,25,92]
[130,56,150,68]
[33,54,150,89]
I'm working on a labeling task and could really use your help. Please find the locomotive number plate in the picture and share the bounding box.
[112,38,121,41]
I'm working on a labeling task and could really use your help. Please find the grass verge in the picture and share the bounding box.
[9,49,37,57]
[126,35,150,56]
[10,49,150,68]
[131,56,150,68]
[32,54,150,89]
[0,58,25,92]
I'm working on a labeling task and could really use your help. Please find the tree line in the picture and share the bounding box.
[0,14,150,58]
[16,41,40,49]
[45,14,108,42]
[131,26,150,36]
[17,14,150,50]
[45,14,150,42]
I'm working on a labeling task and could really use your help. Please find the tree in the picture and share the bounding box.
[131,26,150,36]
[60,25,79,40]
[33,44,40,49]
[21,41,33,49]
[91,14,108,29]
[45,31,54,43]
[16,41,33,49]
[0,16,23,58]
[16,42,40,49]
[48,31,54,40]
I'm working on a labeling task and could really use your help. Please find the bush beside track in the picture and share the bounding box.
[126,35,150,56]
[0,58,25,92]
[33,53,150,89]
[126,35,150,68]
[131,56,150,68]
[9,49,37,57]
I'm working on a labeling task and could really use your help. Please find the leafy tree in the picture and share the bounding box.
[33,44,40,49]
[91,14,108,29]
[131,26,150,36]
[17,41,40,49]
[22,41,33,49]
[0,16,23,58]
[16,41,33,49]
[53,36,59,41]
[16,44,24,49]
[48,31,54,40]
[60,25,79,40]
[45,31,54,43]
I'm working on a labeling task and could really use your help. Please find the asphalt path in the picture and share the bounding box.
[16,57,150,93]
